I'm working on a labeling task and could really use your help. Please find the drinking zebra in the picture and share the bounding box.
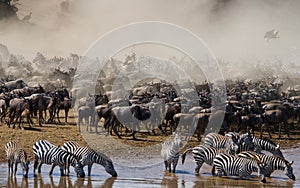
[247,136,284,158]
[238,151,295,180]
[161,133,182,173]
[5,141,29,178]
[61,141,118,177]
[181,143,237,174]
[32,140,85,177]
[213,153,267,183]
[228,131,284,158]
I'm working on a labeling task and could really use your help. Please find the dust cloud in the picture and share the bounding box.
[0,0,300,79]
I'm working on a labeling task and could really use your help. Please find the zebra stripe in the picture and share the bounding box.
[32,140,84,177]
[181,144,235,174]
[238,151,295,180]
[161,133,182,173]
[5,141,29,178]
[62,141,117,177]
[237,132,284,158]
[213,153,267,183]
[204,133,240,153]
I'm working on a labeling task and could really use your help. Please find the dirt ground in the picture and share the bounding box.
[0,110,299,163]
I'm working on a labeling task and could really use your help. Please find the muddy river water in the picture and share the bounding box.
[1,148,299,188]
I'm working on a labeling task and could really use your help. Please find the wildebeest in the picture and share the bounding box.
[3,79,27,92]
[104,105,151,140]
[6,98,33,129]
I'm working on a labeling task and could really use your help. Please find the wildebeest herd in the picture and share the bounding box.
[1,76,298,183]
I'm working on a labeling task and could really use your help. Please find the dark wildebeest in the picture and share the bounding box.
[48,88,71,124]
[163,103,181,134]
[261,103,294,139]
[7,98,33,129]
[26,93,51,126]
[95,105,112,134]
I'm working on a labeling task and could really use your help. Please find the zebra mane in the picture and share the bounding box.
[251,154,263,165]
[92,148,112,162]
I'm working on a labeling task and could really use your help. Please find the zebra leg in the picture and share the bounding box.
[164,161,168,171]
[14,162,18,175]
[11,161,14,175]
[37,162,43,173]
[211,165,215,176]
[8,159,11,174]
[172,160,178,173]
[168,163,172,173]
[49,164,56,175]
[59,165,65,176]
[33,156,38,174]
[195,161,204,174]
[214,165,223,177]
[88,164,92,176]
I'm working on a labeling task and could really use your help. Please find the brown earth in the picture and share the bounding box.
[0,110,299,163]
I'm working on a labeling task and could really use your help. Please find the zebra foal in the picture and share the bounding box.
[5,141,29,178]
[161,133,182,173]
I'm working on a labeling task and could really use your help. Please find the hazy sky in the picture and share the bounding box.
[1,0,300,64]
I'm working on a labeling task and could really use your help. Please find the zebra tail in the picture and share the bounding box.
[181,148,193,165]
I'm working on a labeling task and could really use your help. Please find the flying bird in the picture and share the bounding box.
[22,12,32,21]
[264,29,279,42]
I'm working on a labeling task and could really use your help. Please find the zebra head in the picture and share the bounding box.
[104,160,118,177]
[226,134,239,154]
[74,162,85,178]
[240,131,255,151]
[284,161,295,181]
[173,132,182,148]
[252,155,268,183]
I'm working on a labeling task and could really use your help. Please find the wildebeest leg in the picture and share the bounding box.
[266,123,272,139]
[64,108,69,123]
[78,116,81,132]
[283,121,290,138]
[27,114,33,128]
[38,110,43,127]
[112,123,122,139]
[56,109,61,124]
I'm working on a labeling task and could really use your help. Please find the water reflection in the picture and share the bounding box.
[161,172,178,188]
[6,175,28,188]
[74,177,116,188]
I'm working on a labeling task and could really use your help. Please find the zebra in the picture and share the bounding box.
[181,143,237,174]
[213,153,267,183]
[204,132,253,153]
[161,132,182,173]
[238,151,295,180]
[5,141,29,178]
[61,141,118,177]
[32,140,85,177]
[234,132,284,158]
